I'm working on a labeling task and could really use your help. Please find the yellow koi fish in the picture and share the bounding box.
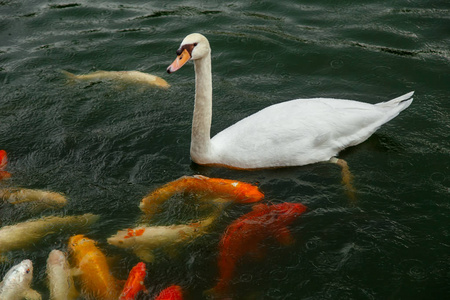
[68,234,122,300]
[62,70,170,88]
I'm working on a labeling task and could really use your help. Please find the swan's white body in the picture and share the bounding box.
[167,33,413,169]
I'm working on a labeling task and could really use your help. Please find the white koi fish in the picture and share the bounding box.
[107,214,217,262]
[62,70,170,88]
[0,259,41,300]
[0,188,67,214]
[0,214,99,261]
[46,250,78,300]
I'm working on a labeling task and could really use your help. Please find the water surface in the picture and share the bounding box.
[1,0,449,299]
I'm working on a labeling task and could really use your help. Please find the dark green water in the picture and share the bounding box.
[1,0,449,299]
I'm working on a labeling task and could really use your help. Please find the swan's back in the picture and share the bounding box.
[210,92,413,168]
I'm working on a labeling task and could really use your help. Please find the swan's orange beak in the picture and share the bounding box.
[167,49,191,74]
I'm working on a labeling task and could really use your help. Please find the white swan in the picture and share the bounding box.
[167,33,413,170]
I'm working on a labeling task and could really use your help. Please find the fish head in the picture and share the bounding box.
[47,249,66,267]
[133,262,146,275]
[235,183,264,203]
[4,259,34,287]
[107,228,145,248]
[128,262,147,284]
[155,285,183,299]
[68,234,96,253]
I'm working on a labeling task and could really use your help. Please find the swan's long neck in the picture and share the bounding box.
[191,52,213,163]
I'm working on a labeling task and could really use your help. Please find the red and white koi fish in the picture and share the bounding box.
[208,202,307,296]
[119,262,147,300]
[140,175,264,217]
[154,285,183,300]
[0,150,11,180]
[108,214,217,262]
[0,259,41,300]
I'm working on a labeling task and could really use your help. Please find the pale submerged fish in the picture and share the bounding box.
[0,214,99,261]
[0,188,67,214]
[0,259,41,300]
[62,70,170,88]
[46,250,78,300]
[107,214,217,262]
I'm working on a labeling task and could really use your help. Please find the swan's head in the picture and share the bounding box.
[167,33,210,74]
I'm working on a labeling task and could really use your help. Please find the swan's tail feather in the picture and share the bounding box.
[375,91,414,123]
[375,91,414,108]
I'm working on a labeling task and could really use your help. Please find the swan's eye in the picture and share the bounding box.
[194,43,198,46]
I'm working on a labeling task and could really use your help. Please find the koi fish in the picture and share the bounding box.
[209,202,307,296]
[140,175,264,217]
[0,259,41,300]
[119,262,147,300]
[0,150,11,180]
[107,214,217,262]
[154,285,183,300]
[1,188,67,213]
[0,214,99,261]
[62,70,170,88]
[46,250,78,300]
[68,234,122,300]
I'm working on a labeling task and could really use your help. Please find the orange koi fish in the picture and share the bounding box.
[119,262,147,300]
[140,175,264,216]
[154,285,183,300]
[68,234,122,300]
[0,150,11,180]
[209,202,307,295]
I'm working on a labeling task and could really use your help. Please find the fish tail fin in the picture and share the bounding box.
[61,70,78,83]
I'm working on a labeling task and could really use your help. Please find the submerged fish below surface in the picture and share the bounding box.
[46,249,78,300]
[0,214,99,260]
[68,234,122,300]
[0,150,11,180]
[154,285,183,300]
[0,188,67,213]
[119,262,147,300]
[107,214,217,262]
[140,175,264,217]
[208,202,307,296]
[0,259,41,300]
[62,70,170,88]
